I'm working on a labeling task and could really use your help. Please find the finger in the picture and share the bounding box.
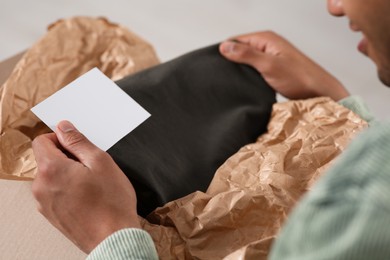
[32,133,69,199]
[219,41,270,70]
[55,120,103,167]
[32,133,68,166]
[227,31,282,52]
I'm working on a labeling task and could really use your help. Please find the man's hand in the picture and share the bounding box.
[220,31,349,101]
[32,120,140,254]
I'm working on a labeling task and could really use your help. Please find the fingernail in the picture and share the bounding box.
[221,41,236,54]
[57,120,76,133]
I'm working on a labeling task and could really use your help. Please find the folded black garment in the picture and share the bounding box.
[108,44,276,217]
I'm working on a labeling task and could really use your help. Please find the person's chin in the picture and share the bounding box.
[366,49,390,86]
[378,67,390,87]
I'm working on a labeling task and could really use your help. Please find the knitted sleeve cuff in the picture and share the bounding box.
[87,228,158,260]
[338,95,375,124]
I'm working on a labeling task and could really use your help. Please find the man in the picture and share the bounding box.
[32,0,390,259]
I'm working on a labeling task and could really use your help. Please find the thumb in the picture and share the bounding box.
[219,41,268,71]
[56,120,100,165]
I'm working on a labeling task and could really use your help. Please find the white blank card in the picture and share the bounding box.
[31,68,151,151]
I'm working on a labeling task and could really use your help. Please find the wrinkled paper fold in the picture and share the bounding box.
[141,97,367,259]
[0,17,159,179]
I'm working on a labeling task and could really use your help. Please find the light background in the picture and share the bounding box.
[1,0,389,119]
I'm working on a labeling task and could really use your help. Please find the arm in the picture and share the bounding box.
[32,120,158,259]
[219,31,349,101]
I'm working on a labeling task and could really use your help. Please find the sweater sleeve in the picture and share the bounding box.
[338,95,376,124]
[269,122,390,260]
[87,228,158,260]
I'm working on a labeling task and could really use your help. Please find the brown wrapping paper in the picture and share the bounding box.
[0,17,368,259]
[0,17,159,179]
[142,98,367,259]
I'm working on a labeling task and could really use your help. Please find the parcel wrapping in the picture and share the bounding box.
[0,17,159,180]
[0,17,368,259]
[141,98,367,259]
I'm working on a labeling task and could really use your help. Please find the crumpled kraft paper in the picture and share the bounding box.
[0,17,159,179]
[141,97,368,259]
[0,17,368,260]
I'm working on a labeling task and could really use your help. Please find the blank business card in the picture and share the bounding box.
[31,68,150,151]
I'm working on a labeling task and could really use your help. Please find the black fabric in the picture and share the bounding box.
[108,44,276,217]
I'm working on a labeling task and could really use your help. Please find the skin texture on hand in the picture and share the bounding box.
[32,120,141,254]
[219,31,350,101]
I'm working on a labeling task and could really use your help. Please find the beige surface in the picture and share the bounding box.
[0,180,86,259]
[0,55,86,259]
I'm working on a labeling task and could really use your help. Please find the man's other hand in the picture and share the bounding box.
[220,31,349,101]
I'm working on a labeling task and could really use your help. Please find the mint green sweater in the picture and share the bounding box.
[88,96,385,260]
